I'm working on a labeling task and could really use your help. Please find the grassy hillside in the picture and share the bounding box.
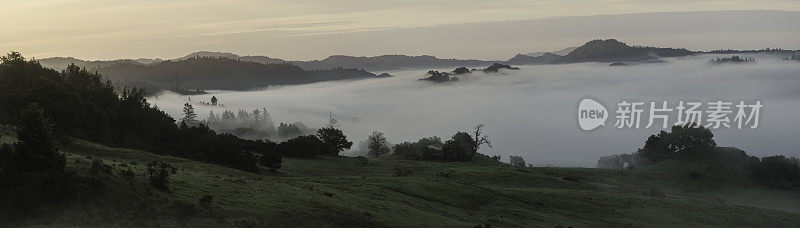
[10,138,799,227]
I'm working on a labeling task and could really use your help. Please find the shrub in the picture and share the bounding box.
[119,168,135,182]
[258,151,282,172]
[509,156,526,167]
[88,157,112,175]
[146,161,177,191]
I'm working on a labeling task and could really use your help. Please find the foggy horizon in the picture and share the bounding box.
[149,53,800,167]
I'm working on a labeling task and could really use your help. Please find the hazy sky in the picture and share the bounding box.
[2,0,800,60]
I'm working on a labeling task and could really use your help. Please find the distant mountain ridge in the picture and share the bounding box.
[291,55,492,71]
[179,51,285,65]
[38,39,796,73]
[177,52,493,71]
[93,56,378,93]
[525,47,577,57]
[556,39,696,63]
[36,57,163,71]
[32,39,799,93]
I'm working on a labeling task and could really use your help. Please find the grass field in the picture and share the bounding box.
[10,139,800,227]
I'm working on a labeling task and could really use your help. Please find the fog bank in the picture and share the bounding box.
[150,54,800,167]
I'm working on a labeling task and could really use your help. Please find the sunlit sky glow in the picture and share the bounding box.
[2,0,799,60]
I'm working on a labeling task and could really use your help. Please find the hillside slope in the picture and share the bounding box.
[93,57,378,92]
[16,138,800,227]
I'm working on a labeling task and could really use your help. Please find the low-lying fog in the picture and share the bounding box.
[150,54,800,167]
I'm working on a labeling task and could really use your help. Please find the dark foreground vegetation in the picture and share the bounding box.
[598,124,800,190]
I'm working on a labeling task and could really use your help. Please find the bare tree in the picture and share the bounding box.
[470,124,492,157]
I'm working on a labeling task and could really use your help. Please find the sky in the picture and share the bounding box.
[1,0,800,60]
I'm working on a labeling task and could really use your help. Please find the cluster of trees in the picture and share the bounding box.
[707,48,797,54]
[597,124,800,189]
[394,124,491,161]
[419,64,520,83]
[176,101,312,141]
[0,52,282,173]
[635,124,717,164]
[596,154,637,170]
[205,107,276,138]
[275,127,352,158]
[708,56,756,64]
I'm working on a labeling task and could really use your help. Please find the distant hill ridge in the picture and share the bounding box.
[32,39,799,93]
[38,39,797,73]
[91,56,378,93]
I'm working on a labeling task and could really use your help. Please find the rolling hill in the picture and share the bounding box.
[5,126,798,227]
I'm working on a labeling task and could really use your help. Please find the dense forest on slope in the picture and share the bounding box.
[0,52,279,174]
[555,39,696,63]
[93,57,378,92]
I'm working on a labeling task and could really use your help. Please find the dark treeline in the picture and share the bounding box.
[93,56,378,93]
[597,125,800,189]
[787,53,800,61]
[393,124,491,162]
[201,107,313,140]
[0,52,279,173]
[708,55,756,64]
[706,48,799,54]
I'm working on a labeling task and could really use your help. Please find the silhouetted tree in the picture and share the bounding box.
[12,103,65,172]
[317,127,353,156]
[470,124,492,158]
[442,132,476,161]
[181,103,198,125]
[367,131,390,158]
[635,124,716,164]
